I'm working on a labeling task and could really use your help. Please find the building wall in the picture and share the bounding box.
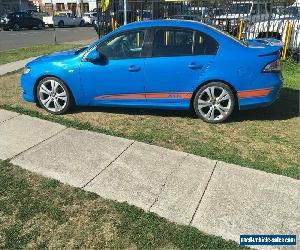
[41,0,97,14]
[0,0,34,15]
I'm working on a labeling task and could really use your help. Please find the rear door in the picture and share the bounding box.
[144,28,218,104]
[23,12,35,28]
[14,12,24,27]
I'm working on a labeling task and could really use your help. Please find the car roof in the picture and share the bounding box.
[117,19,222,37]
[90,19,244,50]
[119,19,207,30]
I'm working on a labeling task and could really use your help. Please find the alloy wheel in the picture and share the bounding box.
[194,83,234,123]
[38,79,68,113]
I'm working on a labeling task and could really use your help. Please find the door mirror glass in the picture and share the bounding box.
[85,50,101,62]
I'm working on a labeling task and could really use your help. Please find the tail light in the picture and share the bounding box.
[262,59,281,73]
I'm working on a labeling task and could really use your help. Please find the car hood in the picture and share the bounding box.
[27,49,78,67]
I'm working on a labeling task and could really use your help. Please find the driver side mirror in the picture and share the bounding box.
[85,50,101,62]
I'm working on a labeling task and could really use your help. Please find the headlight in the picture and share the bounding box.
[215,20,219,25]
[222,20,227,26]
[23,67,31,74]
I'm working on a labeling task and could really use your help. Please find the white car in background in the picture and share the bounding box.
[43,11,84,28]
[83,12,98,25]
[249,2,300,50]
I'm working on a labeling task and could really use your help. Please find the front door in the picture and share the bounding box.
[144,28,218,105]
[80,29,148,106]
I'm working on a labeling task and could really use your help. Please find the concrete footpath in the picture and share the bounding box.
[0,57,37,76]
[0,109,299,246]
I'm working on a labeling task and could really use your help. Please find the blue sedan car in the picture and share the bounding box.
[21,20,283,123]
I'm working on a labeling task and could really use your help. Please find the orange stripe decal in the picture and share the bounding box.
[95,92,193,100]
[95,93,145,100]
[238,88,273,99]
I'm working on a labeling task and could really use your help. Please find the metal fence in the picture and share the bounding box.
[95,0,300,55]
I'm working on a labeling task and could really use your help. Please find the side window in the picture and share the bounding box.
[152,29,218,57]
[97,30,145,59]
[23,13,31,18]
[194,32,218,55]
[153,29,193,57]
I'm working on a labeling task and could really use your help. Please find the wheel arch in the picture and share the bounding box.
[34,75,76,105]
[190,79,239,110]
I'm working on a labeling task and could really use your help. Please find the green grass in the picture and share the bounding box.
[282,58,300,89]
[0,160,246,249]
[0,58,299,180]
[0,44,81,65]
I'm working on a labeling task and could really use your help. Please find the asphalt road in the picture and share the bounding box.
[0,26,98,51]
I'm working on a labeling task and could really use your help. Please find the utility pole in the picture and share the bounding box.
[80,0,84,17]
[19,0,22,11]
[51,0,57,44]
[96,0,101,38]
[123,0,127,25]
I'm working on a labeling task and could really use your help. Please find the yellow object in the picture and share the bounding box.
[98,0,109,12]
[111,17,115,30]
[165,31,170,46]
[237,20,244,40]
[136,16,141,46]
[281,22,293,60]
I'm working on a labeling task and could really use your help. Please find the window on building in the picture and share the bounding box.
[44,3,53,13]
[56,3,65,12]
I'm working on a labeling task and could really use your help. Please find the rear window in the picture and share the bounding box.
[204,23,247,47]
[152,28,218,57]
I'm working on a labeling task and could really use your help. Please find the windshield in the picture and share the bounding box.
[75,46,88,55]
[228,3,252,14]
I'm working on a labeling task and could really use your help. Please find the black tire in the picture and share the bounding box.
[193,82,235,123]
[13,23,20,31]
[3,28,10,31]
[79,20,84,27]
[58,21,64,28]
[36,77,73,115]
[37,22,44,29]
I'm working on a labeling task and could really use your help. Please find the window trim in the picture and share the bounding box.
[83,26,219,61]
[148,26,219,58]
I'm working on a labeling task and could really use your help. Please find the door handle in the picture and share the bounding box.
[128,65,141,72]
[188,63,203,70]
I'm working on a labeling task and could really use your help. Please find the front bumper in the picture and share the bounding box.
[20,72,36,103]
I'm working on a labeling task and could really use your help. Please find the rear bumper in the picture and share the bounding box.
[238,80,282,110]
